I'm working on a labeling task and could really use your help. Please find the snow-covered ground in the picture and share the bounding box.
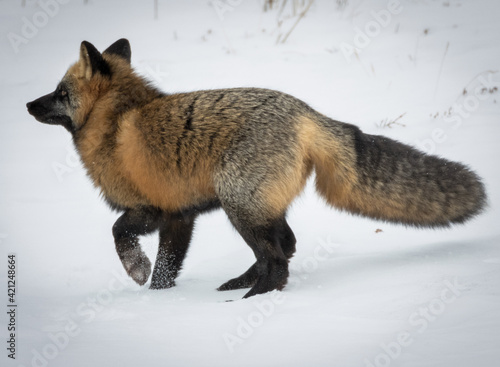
[1,1,499,366]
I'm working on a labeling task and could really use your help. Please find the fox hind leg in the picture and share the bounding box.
[217,217,296,291]
[219,206,290,298]
[240,219,289,299]
[112,206,161,285]
[150,212,196,289]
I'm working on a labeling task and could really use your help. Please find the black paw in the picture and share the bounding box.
[217,277,255,291]
[217,263,259,291]
[242,261,289,298]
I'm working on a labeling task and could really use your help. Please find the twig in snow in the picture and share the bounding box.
[277,0,314,44]
[377,112,407,129]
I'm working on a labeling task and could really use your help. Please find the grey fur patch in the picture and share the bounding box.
[120,248,152,286]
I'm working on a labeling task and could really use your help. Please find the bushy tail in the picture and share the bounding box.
[307,114,487,227]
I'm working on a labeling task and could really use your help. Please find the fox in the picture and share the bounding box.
[27,39,486,298]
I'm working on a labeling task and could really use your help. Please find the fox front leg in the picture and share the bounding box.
[112,207,161,285]
[150,212,197,289]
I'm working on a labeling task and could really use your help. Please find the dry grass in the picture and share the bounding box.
[262,0,315,44]
[376,112,407,129]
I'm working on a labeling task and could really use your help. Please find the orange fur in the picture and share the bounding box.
[116,112,218,210]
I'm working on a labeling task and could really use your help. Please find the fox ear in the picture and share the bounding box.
[103,38,131,64]
[79,41,111,79]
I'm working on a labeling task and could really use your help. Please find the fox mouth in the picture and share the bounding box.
[28,112,61,125]
[26,101,74,132]
[32,113,73,129]
[26,107,64,125]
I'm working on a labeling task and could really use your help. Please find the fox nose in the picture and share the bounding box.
[26,101,33,110]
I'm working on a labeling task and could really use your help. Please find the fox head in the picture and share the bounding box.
[26,39,134,134]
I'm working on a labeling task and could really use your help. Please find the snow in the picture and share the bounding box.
[1,0,499,366]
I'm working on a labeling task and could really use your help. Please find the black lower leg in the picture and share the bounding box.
[150,212,196,289]
[218,217,295,292]
[112,206,161,285]
[242,218,291,298]
[216,210,289,298]
[277,218,296,260]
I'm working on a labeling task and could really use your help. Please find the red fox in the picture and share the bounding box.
[27,39,486,298]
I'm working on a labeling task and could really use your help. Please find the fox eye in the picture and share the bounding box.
[56,87,68,100]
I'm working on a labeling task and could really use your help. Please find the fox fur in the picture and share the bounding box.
[27,39,487,298]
